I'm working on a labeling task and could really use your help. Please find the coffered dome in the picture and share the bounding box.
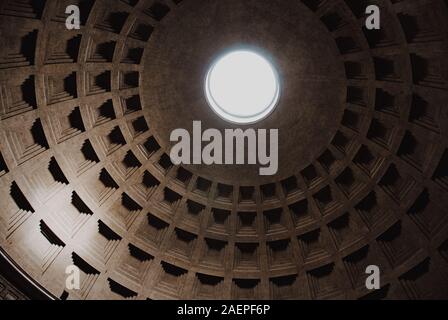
[0,0,447,300]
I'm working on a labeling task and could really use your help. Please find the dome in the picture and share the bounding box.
[0,0,447,300]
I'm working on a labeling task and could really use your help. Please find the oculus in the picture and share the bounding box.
[205,50,280,124]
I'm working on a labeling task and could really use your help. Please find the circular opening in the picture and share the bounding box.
[205,50,280,124]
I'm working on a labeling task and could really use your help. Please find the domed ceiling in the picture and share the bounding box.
[0,0,448,300]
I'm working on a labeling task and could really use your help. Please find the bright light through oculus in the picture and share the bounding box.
[205,50,280,124]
